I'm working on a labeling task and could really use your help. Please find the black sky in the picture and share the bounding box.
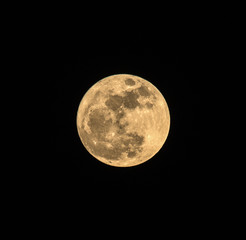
[53,23,204,197]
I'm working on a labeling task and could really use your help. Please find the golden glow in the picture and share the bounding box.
[76,74,170,167]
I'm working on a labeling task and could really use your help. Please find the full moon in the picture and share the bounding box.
[76,74,170,167]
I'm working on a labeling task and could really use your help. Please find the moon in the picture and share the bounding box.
[76,74,170,167]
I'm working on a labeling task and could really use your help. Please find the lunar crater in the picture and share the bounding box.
[136,85,151,97]
[124,78,135,86]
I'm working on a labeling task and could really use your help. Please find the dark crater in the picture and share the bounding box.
[122,91,140,109]
[124,78,135,86]
[136,84,151,97]
[145,102,154,108]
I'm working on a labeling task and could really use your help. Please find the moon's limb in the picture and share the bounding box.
[76,74,170,167]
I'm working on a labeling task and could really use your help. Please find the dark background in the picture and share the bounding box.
[47,7,236,233]
[53,23,203,198]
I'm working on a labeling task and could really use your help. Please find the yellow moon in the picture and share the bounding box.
[76,74,170,167]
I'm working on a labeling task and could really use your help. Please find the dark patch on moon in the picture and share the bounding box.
[145,102,154,108]
[87,109,112,140]
[127,151,137,158]
[116,109,125,119]
[122,132,144,158]
[115,110,128,135]
[123,91,140,109]
[137,84,151,97]
[105,90,140,111]
[124,78,135,86]
[105,95,123,111]
[93,90,102,100]
[126,132,144,146]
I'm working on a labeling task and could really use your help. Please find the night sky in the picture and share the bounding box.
[54,23,204,199]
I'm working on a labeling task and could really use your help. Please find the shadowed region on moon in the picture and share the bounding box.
[123,91,140,109]
[115,110,128,135]
[124,78,135,86]
[105,95,123,111]
[136,85,151,97]
[105,90,140,110]
[127,151,137,158]
[122,132,144,148]
[145,102,154,108]
[87,109,112,139]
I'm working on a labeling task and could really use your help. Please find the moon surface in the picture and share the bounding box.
[76,74,170,167]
